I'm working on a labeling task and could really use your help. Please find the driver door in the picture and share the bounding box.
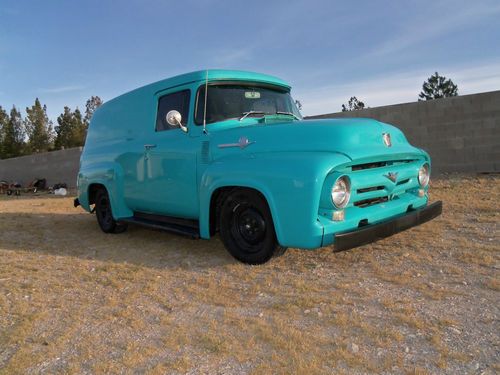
[135,86,199,219]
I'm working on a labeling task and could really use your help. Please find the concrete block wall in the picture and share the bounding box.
[307,90,500,174]
[0,90,498,185]
[0,147,82,188]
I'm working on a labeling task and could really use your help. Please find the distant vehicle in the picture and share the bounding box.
[74,70,442,264]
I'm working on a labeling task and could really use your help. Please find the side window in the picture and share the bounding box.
[156,89,190,131]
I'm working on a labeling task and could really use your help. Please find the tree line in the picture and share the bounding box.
[341,71,459,112]
[0,96,102,159]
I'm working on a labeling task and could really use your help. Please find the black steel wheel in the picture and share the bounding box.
[219,189,285,264]
[95,189,128,234]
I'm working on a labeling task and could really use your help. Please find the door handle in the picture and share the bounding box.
[144,144,157,150]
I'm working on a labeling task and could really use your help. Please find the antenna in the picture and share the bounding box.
[203,70,209,134]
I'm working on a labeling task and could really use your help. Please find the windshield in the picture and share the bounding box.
[194,84,302,125]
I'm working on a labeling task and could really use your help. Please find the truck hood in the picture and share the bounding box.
[209,118,424,162]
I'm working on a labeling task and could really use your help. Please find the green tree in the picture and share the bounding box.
[1,106,25,159]
[54,107,73,149]
[84,95,103,126]
[72,108,86,146]
[54,107,86,149]
[419,72,458,101]
[342,96,366,112]
[0,106,8,156]
[24,98,54,153]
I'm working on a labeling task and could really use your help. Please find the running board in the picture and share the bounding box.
[119,215,200,239]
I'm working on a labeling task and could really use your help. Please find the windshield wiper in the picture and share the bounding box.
[239,111,265,121]
[275,111,301,120]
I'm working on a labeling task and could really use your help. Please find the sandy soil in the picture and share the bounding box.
[0,175,498,374]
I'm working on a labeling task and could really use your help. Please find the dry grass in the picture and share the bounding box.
[0,175,499,374]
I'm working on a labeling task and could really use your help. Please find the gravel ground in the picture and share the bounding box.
[0,175,498,374]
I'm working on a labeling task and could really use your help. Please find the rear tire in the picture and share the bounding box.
[95,189,128,234]
[219,190,285,264]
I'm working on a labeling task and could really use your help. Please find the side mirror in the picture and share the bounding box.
[294,100,303,111]
[166,110,187,133]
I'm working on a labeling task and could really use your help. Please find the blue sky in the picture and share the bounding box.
[1,0,499,120]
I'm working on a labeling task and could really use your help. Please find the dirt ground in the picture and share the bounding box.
[0,175,498,374]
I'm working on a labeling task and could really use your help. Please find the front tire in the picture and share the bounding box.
[95,189,128,234]
[219,190,284,264]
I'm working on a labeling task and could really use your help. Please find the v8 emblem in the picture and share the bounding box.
[384,172,398,183]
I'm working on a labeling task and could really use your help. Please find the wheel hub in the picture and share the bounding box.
[237,208,266,244]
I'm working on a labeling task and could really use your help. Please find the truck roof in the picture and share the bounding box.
[104,69,291,107]
[88,70,291,142]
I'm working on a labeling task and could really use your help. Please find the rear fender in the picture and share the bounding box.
[77,162,132,219]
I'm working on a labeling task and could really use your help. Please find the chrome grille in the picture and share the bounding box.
[354,196,388,207]
[347,159,422,208]
[350,159,415,171]
[357,186,384,194]
[396,178,410,186]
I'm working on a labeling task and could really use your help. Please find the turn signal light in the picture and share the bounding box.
[333,210,345,221]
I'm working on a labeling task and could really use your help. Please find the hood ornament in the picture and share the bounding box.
[218,136,255,149]
[384,172,398,183]
[382,133,392,147]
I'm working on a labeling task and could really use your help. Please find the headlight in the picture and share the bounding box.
[331,176,351,208]
[418,163,430,187]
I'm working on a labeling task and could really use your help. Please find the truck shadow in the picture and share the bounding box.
[0,212,237,269]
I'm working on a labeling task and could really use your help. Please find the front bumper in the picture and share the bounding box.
[334,200,442,252]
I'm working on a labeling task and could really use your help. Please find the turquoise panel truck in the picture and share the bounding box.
[74,70,442,264]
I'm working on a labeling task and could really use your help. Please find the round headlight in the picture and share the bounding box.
[418,163,430,187]
[331,176,351,208]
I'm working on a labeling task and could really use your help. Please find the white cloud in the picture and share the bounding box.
[38,85,86,94]
[367,1,500,59]
[299,60,500,116]
[209,46,254,67]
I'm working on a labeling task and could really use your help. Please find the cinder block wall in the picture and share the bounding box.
[307,90,500,174]
[0,147,82,188]
[0,91,498,186]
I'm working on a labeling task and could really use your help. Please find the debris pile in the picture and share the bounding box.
[0,178,69,196]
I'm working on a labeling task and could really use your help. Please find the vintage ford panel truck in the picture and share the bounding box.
[75,70,442,264]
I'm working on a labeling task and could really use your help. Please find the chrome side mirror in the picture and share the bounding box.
[166,110,187,133]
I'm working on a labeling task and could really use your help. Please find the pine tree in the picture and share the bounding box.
[84,96,103,126]
[55,107,86,149]
[25,98,54,153]
[1,106,25,159]
[342,96,366,112]
[55,107,73,149]
[0,106,8,158]
[419,72,458,101]
[73,108,86,146]
[80,96,102,146]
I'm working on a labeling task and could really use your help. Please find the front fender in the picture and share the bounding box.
[199,152,351,248]
[77,161,132,219]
